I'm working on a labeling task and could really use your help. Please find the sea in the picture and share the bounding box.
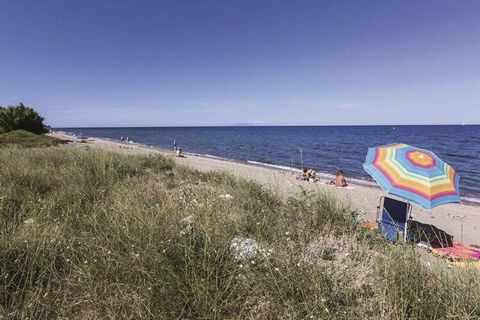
[58,125,480,203]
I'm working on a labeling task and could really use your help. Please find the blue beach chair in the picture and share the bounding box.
[377,196,412,242]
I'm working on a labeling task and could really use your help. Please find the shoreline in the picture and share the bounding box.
[49,131,480,246]
[57,130,480,205]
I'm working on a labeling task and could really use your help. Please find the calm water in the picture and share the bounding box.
[59,126,480,201]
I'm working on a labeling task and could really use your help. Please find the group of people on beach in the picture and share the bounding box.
[298,168,348,187]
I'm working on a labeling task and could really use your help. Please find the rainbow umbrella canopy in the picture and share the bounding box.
[363,143,460,209]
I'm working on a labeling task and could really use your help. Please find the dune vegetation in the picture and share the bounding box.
[0,146,478,319]
[0,130,63,148]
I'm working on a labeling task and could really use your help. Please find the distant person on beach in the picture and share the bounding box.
[298,168,316,181]
[328,170,348,187]
[120,136,124,142]
[126,137,130,143]
[307,169,316,181]
[173,139,177,151]
[175,148,183,157]
[299,169,309,180]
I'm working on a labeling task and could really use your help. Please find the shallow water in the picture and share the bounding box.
[58,125,480,201]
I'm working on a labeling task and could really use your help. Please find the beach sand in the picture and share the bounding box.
[50,131,480,246]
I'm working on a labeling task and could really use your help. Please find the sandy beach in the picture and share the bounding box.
[50,131,480,246]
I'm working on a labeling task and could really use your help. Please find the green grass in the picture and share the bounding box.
[0,147,478,319]
[0,129,63,147]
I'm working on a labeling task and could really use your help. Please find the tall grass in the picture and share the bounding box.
[1,147,478,319]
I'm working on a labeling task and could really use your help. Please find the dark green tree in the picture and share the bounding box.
[0,103,48,134]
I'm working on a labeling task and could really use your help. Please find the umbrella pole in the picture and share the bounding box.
[461,223,464,244]
[404,201,412,242]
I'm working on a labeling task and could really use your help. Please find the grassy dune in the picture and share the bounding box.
[0,147,478,319]
[0,130,63,148]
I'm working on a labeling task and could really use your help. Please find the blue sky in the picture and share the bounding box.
[1,1,479,127]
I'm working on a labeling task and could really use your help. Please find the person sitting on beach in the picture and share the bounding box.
[175,148,183,157]
[297,169,309,180]
[328,170,347,187]
[297,168,316,181]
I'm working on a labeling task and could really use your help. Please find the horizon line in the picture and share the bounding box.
[53,123,479,129]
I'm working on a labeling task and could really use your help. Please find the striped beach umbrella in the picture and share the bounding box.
[363,143,460,209]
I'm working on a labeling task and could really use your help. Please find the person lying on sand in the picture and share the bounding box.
[327,170,348,187]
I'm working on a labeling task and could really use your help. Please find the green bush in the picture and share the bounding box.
[0,103,48,134]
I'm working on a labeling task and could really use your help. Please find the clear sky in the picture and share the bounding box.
[1,1,479,127]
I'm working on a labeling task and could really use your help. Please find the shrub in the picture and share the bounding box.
[0,129,62,147]
[0,103,48,134]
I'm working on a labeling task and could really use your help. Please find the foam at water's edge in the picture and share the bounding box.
[203,154,232,161]
[247,160,302,172]
[461,197,480,205]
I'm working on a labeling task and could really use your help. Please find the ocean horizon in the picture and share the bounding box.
[57,125,480,202]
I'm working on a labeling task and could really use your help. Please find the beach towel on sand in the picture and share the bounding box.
[431,243,480,261]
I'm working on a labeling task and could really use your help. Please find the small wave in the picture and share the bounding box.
[461,196,480,205]
[247,160,302,172]
[347,177,379,188]
[203,154,232,161]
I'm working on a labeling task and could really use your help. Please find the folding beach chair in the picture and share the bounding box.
[377,196,412,242]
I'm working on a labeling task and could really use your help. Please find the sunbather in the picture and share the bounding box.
[297,169,309,180]
[307,169,317,181]
[328,170,348,187]
[297,168,317,181]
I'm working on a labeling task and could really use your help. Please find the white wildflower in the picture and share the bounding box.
[219,194,234,200]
